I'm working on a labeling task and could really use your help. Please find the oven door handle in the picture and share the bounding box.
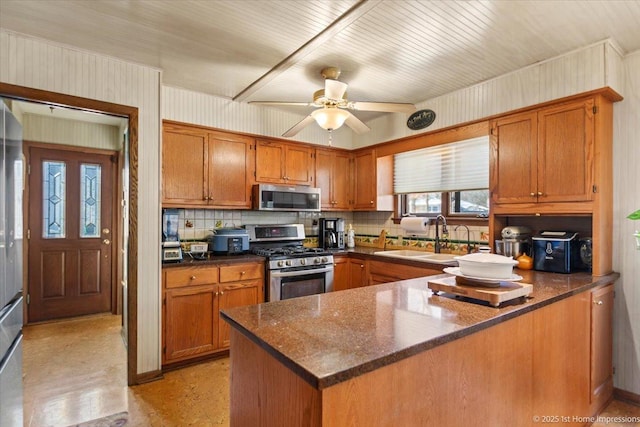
[270,266,333,278]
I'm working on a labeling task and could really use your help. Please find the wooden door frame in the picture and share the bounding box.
[24,141,120,318]
[0,82,139,386]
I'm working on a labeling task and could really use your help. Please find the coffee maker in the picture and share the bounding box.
[318,218,345,249]
[162,208,183,262]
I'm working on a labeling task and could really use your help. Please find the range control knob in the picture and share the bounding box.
[314,257,321,264]
[300,258,307,266]
[321,256,328,263]
[277,260,285,267]
[286,260,293,266]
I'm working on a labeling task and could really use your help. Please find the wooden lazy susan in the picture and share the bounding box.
[428,275,533,307]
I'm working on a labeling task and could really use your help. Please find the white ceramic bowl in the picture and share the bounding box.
[453,253,519,279]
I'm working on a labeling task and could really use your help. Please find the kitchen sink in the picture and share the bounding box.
[373,250,458,265]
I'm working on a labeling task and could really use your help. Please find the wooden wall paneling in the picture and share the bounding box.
[0,29,161,382]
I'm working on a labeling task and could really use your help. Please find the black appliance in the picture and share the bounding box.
[532,231,580,273]
[0,101,24,426]
[318,218,345,249]
[245,224,334,302]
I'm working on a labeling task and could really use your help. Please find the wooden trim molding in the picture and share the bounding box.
[0,82,140,386]
[614,388,640,407]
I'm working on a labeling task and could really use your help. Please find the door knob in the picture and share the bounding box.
[103,239,111,245]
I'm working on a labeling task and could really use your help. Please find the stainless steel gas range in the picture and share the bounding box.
[244,224,334,302]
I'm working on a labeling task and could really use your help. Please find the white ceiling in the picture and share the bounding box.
[2,0,640,124]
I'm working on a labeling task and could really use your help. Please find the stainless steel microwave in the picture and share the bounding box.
[252,184,321,212]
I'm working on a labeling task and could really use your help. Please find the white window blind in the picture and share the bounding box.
[393,136,489,194]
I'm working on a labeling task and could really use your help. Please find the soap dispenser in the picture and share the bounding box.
[347,224,355,248]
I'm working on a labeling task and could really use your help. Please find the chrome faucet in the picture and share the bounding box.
[434,215,448,253]
[454,224,472,254]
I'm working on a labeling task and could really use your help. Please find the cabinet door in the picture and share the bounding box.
[285,144,313,185]
[537,99,594,203]
[217,281,262,348]
[333,255,350,291]
[352,150,376,210]
[315,149,334,209]
[590,284,614,410]
[162,125,209,206]
[164,285,217,363]
[333,152,352,210]
[368,260,441,285]
[208,131,254,208]
[348,258,368,288]
[490,111,537,204]
[255,140,285,183]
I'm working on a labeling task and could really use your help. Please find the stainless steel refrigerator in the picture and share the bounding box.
[0,100,24,426]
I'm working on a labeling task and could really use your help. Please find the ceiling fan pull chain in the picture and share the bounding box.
[328,129,333,146]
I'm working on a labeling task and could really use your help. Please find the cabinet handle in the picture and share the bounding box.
[240,271,245,275]
[537,191,543,196]
[530,192,536,197]
[370,200,374,204]
[593,300,603,305]
[190,276,196,280]
[360,264,364,268]
[220,291,224,295]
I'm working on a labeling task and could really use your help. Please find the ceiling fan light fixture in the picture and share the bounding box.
[311,108,350,131]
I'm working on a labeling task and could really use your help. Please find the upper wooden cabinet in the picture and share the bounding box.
[352,149,394,211]
[255,139,314,186]
[162,122,254,208]
[315,148,352,210]
[490,98,595,211]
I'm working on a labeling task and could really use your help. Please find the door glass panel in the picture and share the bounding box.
[80,163,101,238]
[43,161,66,238]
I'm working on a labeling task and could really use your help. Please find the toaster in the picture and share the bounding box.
[532,231,580,273]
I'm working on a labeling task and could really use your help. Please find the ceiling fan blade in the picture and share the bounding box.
[249,101,315,107]
[325,79,348,100]
[348,101,416,113]
[282,114,316,137]
[344,112,370,134]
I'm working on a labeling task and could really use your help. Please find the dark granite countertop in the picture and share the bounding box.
[221,268,618,390]
[162,253,264,268]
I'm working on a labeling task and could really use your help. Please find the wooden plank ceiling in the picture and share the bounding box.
[2,0,640,119]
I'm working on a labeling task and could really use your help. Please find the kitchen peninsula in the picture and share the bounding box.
[221,269,617,427]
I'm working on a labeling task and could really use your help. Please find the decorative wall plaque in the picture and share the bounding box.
[407,109,436,130]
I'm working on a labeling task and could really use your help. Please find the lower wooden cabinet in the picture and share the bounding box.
[334,255,445,290]
[162,261,264,366]
[532,283,614,421]
[368,260,441,286]
[590,284,614,414]
[348,257,368,289]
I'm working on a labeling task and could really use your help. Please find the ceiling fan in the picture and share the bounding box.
[249,67,416,137]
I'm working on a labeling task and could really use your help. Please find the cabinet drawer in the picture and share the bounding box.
[164,266,219,289]
[220,263,263,283]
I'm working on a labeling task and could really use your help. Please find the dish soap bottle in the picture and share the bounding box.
[347,224,355,248]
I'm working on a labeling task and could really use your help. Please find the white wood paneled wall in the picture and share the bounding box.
[23,114,121,150]
[355,40,622,148]
[0,29,162,375]
[612,50,640,395]
[162,86,354,149]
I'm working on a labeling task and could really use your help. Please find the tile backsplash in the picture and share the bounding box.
[175,209,488,250]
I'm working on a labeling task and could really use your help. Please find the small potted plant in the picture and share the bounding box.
[628,209,640,250]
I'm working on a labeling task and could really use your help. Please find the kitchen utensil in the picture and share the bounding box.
[453,253,519,279]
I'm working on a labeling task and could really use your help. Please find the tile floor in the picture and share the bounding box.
[23,314,640,426]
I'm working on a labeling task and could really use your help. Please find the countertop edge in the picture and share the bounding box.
[222,271,619,390]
